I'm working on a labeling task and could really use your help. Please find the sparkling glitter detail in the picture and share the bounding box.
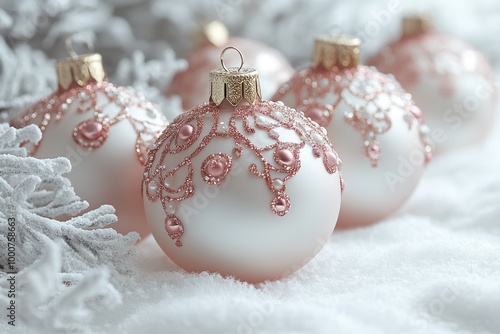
[164,215,184,247]
[273,66,433,167]
[143,101,342,247]
[368,32,493,98]
[271,195,290,216]
[201,153,232,186]
[73,119,110,150]
[15,81,168,164]
[303,102,333,127]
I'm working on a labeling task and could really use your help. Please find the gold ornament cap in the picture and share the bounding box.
[402,14,433,37]
[312,35,361,70]
[194,20,229,48]
[56,37,106,91]
[209,46,262,106]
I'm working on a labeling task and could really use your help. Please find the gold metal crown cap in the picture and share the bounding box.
[56,36,106,91]
[402,14,433,37]
[56,53,106,91]
[209,46,262,106]
[312,35,361,70]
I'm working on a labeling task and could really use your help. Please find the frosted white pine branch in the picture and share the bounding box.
[0,242,122,333]
[0,124,138,284]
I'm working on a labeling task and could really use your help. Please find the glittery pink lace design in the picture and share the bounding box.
[273,66,433,167]
[143,101,343,247]
[15,81,167,164]
[368,32,493,98]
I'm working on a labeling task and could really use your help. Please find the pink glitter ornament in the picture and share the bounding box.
[144,47,343,283]
[274,35,433,229]
[14,46,168,238]
[367,14,495,154]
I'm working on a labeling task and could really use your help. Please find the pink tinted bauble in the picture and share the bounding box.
[167,37,294,110]
[367,16,495,154]
[273,36,433,229]
[14,54,169,239]
[145,58,342,283]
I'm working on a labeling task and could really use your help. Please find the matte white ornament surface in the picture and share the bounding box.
[15,82,169,238]
[274,66,432,228]
[368,32,495,154]
[143,100,342,283]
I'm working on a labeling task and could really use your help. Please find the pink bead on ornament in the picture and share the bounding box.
[325,151,339,170]
[73,119,110,150]
[307,108,325,124]
[207,161,224,177]
[80,120,103,140]
[201,153,232,186]
[178,124,194,141]
[271,196,289,215]
[164,215,184,247]
[276,148,295,166]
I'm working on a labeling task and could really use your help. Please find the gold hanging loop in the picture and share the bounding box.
[65,34,94,59]
[220,46,244,72]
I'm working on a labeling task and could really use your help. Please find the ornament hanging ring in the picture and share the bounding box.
[220,46,244,72]
[65,34,95,59]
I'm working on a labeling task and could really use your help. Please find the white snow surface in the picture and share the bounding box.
[103,116,500,334]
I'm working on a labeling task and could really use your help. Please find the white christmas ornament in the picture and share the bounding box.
[273,36,433,229]
[144,47,343,283]
[14,49,169,239]
[367,14,495,154]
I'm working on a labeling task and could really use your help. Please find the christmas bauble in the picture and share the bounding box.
[273,36,433,229]
[145,47,342,283]
[14,53,168,238]
[167,21,294,110]
[367,14,495,154]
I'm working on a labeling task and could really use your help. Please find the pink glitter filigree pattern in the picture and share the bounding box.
[273,66,433,167]
[143,101,343,247]
[367,32,493,98]
[15,81,168,164]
